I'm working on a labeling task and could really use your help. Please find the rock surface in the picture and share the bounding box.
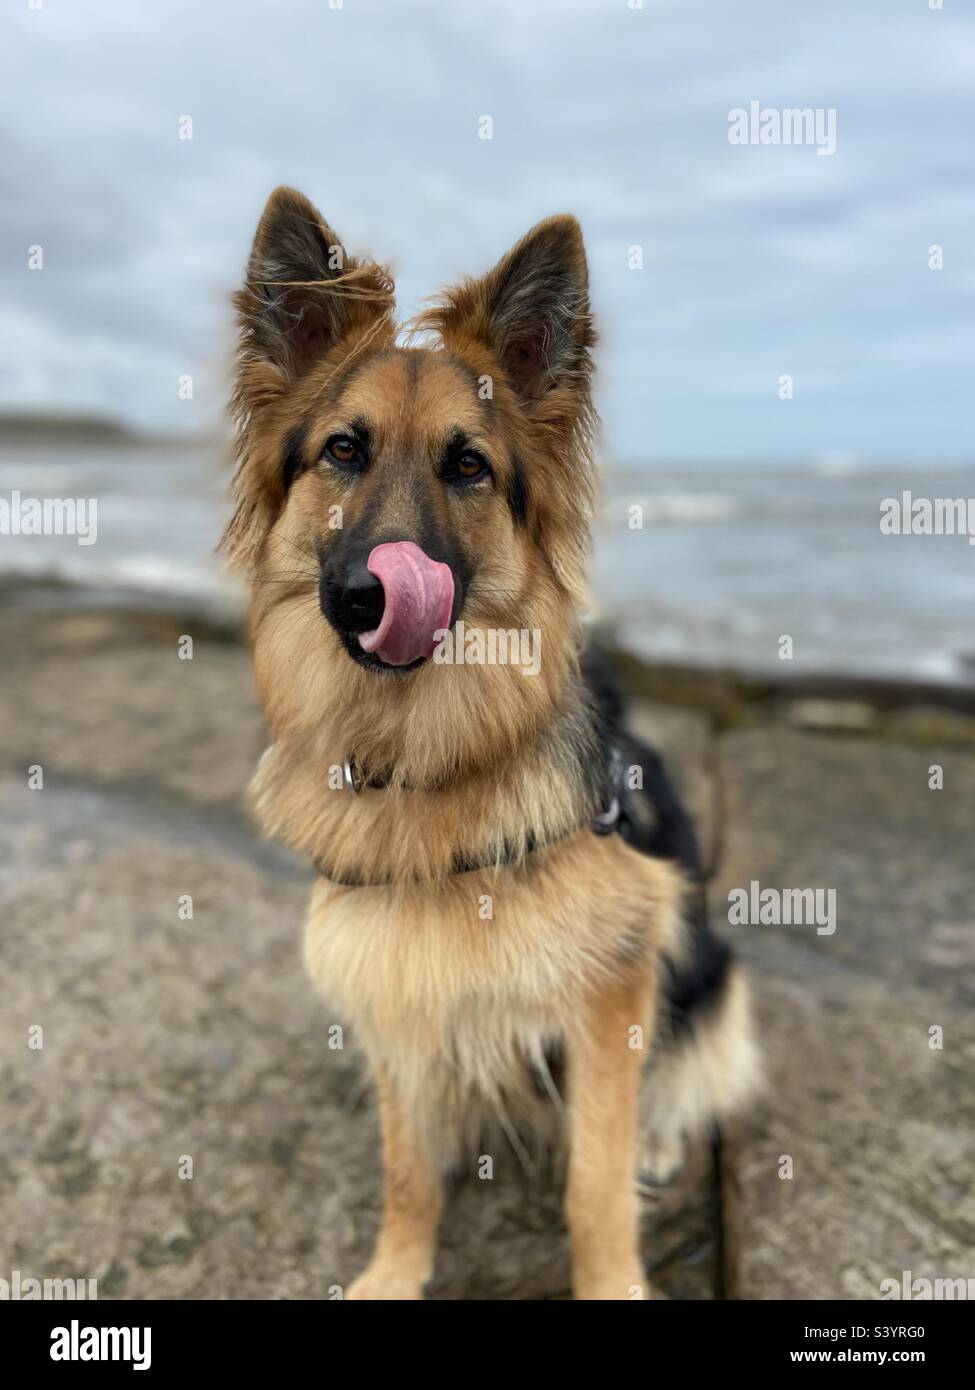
[0,605,720,1299]
[2,599,972,1299]
[714,729,975,1299]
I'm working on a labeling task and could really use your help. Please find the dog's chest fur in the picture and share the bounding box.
[303,831,682,1159]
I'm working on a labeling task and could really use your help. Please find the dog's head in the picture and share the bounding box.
[225,188,596,769]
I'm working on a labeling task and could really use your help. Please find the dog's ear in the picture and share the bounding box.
[422,215,594,408]
[225,189,394,571]
[236,186,393,383]
[420,217,596,600]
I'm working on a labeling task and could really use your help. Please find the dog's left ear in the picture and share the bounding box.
[423,215,594,409]
[422,217,596,599]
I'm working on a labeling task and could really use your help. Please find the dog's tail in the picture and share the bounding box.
[582,649,762,1181]
[645,916,761,1184]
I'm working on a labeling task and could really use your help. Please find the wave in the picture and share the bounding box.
[600,492,746,526]
[0,549,243,608]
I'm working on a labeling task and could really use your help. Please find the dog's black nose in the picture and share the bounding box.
[325,559,385,634]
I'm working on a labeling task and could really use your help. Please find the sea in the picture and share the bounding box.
[1,442,973,690]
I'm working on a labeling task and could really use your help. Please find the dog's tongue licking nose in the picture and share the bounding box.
[357,541,454,667]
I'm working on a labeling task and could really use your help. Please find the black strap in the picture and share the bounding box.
[315,828,566,888]
[316,741,625,888]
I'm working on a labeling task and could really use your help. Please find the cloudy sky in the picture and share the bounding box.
[2,0,973,460]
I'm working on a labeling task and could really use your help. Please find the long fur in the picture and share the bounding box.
[226,188,759,1285]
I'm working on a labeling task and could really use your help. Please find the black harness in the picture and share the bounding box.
[314,744,626,888]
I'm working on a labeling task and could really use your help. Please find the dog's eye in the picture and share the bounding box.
[445,450,491,485]
[323,435,363,470]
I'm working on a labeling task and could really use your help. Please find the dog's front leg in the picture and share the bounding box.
[565,965,654,1300]
[346,1065,442,1301]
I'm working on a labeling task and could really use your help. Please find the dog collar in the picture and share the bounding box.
[314,827,567,888]
[317,748,624,887]
[343,755,400,794]
[343,754,437,794]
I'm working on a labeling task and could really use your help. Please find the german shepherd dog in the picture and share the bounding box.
[224,188,759,1300]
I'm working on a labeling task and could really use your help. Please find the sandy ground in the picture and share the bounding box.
[1,591,972,1299]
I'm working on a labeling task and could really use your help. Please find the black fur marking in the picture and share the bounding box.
[281,423,309,492]
[661,905,732,1037]
[347,417,372,455]
[506,454,529,527]
[581,645,733,1039]
[441,427,472,466]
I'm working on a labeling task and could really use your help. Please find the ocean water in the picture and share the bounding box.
[594,455,975,687]
[1,444,973,688]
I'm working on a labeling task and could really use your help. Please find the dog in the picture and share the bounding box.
[224,187,760,1299]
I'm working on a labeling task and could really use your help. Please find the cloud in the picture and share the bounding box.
[1,0,972,457]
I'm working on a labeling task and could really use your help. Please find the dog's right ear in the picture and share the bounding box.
[235,186,393,385]
[226,189,394,570]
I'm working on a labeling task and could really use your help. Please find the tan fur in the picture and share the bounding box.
[227,188,757,1299]
[565,964,656,1299]
[346,1065,443,1301]
[246,347,578,807]
[303,834,683,1162]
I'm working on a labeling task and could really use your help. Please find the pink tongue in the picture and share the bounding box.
[358,541,455,666]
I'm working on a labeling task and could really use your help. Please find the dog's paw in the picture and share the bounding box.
[345,1262,426,1301]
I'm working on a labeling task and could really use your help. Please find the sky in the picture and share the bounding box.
[1,0,973,461]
